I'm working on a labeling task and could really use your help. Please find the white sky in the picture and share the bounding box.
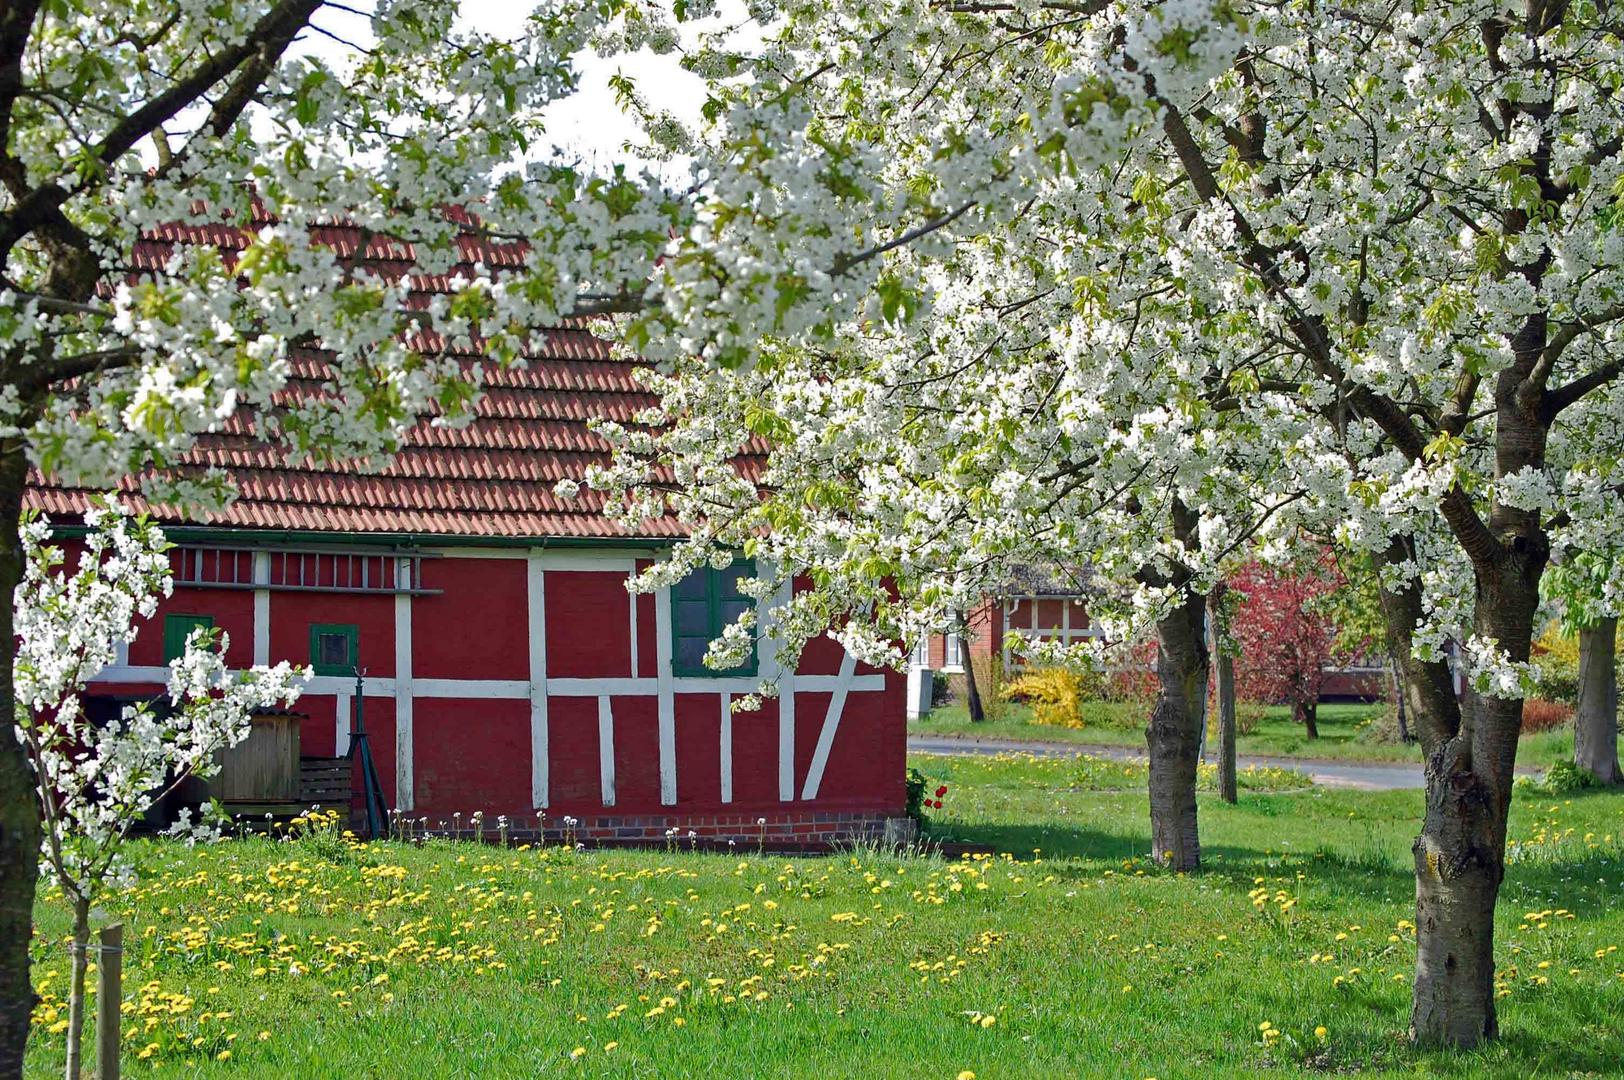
[304,0,723,175]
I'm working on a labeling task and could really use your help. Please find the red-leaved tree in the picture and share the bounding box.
[1230,557,1346,738]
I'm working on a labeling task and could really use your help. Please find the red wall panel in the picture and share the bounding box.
[609,695,661,812]
[1036,598,1064,629]
[673,693,723,809]
[792,690,831,799]
[298,694,338,758]
[728,697,780,807]
[637,593,658,678]
[815,676,906,811]
[128,586,256,670]
[413,558,528,680]
[545,571,633,678]
[270,591,396,676]
[412,698,530,814]
[545,696,602,810]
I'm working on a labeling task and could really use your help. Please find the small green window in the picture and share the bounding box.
[162,614,214,662]
[309,623,359,676]
[670,560,757,678]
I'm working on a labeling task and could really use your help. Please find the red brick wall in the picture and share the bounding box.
[392,808,910,851]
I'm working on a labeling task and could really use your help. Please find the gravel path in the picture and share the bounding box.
[907,734,1429,790]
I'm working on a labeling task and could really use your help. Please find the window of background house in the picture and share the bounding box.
[671,560,757,678]
[309,623,359,676]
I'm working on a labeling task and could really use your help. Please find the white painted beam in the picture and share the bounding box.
[597,695,616,806]
[394,557,415,812]
[654,584,676,804]
[719,693,733,804]
[801,652,857,800]
[335,689,352,756]
[527,550,549,808]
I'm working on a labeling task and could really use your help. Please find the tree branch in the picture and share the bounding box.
[0,0,324,259]
[1156,95,1504,569]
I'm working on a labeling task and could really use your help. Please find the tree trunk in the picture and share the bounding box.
[1302,698,1318,740]
[1409,544,1542,1048]
[959,626,985,723]
[1147,585,1209,870]
[1411,743,1504,1047]
[1209,592,1237,805]
[1574,618,1620,784]
[1388,646,1412,743]
[63,900,90,1080]
[0,452,39,1080]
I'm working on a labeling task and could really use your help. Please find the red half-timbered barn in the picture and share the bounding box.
[27,217,908,847]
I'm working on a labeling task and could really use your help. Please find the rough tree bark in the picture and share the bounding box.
[0,451,40,1080]
[1574,617,1620,784]
[1406,316,1552,1047]
[1410,552,1541,1048]
[1147,581,1209,870]
[1208,589,1237,804]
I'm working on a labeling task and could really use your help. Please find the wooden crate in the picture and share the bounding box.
[212,711,301,803]
[299,757,353,805]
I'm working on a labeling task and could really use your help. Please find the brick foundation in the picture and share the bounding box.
[381,809,916,853]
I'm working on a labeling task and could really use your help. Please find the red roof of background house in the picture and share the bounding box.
[25,211,763,540]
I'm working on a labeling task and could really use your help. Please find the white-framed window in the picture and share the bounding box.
[909,634,930,668]
[941,629,964,672]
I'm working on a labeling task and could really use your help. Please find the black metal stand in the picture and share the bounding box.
[347,668,388,840]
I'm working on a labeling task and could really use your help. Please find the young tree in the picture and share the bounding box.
[16,500,301,1077]
[1230,557,1345,739]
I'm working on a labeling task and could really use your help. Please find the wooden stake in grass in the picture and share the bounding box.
[96,923,121,1080]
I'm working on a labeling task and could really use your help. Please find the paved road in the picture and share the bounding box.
[907,735,1428,790]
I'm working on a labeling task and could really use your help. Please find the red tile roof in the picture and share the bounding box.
[27,213,753,540]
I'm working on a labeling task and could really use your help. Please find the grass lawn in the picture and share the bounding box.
[909,701,1577,771]
[25,765,1624,1078]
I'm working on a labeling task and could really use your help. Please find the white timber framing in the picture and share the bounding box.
[394,556,415,811]
[527,549,550,809]
[334,688,352,757]
[719,693,734,804]
[89,544,888,811]
[769,578,796,801]
[654,582,677,804]
[597,695,617,806]
[252,550,270,666]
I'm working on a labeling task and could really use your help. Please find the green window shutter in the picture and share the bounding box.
[310,623,359,676]
[162,614,214,662]
[670,559,757,678]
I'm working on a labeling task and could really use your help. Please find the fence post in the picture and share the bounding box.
[96,922,122,1080]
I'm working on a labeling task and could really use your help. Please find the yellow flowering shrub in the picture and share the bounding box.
[1002,667,1088,728]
